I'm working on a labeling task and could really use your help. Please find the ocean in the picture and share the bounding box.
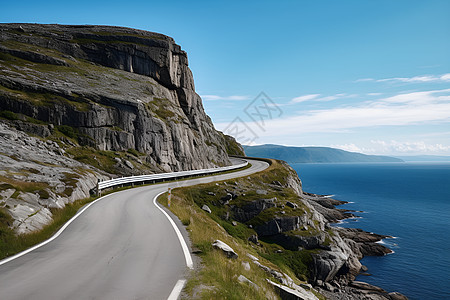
[290,162,450,300]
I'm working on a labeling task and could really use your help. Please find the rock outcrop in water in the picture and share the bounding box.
[0,23,243,233]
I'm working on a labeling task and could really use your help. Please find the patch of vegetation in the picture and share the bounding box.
[56,125,78,139]
[0,83,90,113]
[259,246,315,282]
[0,110,19,120]
[66,147,119,174]
[0,175,50,197]
[145,97,182,123]
[222,133,245,156]
[0,195,97,260]
[127,148,143,157]
[60,172,80,197]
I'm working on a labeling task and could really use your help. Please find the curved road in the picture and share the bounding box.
[0,158,269,300]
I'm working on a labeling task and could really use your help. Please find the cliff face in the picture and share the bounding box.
[0,23,243,234]
[0,23,238,172]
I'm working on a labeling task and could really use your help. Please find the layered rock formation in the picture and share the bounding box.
[0,23,242,233]
[0,23,240,172]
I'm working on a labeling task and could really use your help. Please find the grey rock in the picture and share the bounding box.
[124,160,134,169]
[237,275,259,290]
[0,123,105,234]
[247,253,259,261]
[349,281,387,293]
[0,23,239,173]
[388,292,408,300]
[324,282,334,291]
[248,234,259,244]
[267,279,319,300]
[241,261,251,271]
[232,198,276,223]
[286,201,298,209]
[231,221,237,226]
[256,189,267,195]
[212,240,238,259]
[256,216,303,237]
[220,193,233,204]
[256,219,281,236]
[201,204,211,214]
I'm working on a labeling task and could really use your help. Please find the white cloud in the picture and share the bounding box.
[290,93,357,104]
[370,140,450,155]
[378,89,450,105]
[356,73,450,84]
[330,143,365,153]
[290,94,320,103]
[201,94,249,101]
[217,88,450,138]
[355,78,374,82]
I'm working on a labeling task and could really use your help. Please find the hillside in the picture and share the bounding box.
[161,159,407,299]
[0,23,242,234]
[244,144,403,163]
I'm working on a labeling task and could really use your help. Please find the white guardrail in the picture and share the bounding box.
[97,159,248,192]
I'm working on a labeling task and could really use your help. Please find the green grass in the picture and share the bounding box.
[56,125,78,139]
[127,148,143,157]
[158,159,325,299]
[158,193,277,299]
[0,195,97,260]
[0,110,19,121]
[0,175,50,196]
[66,147,119,174]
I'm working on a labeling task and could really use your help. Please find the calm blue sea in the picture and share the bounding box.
[291,162,450,300]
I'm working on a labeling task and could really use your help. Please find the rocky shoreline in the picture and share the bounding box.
[192,159,408,299]
[303,192,406,300]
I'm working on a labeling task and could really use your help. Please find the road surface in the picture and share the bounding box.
[0,158,269,300]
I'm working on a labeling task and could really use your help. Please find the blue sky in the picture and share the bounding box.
[2,0,450,155]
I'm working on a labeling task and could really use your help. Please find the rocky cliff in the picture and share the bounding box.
[0,23,241,171]
[0,23,242,233]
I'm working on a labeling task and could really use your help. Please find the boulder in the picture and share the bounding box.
[388,292,409,300]
[237,275,259,290]
[212,240,238,259]
[201,205,212,214]
[232,198,276,223]
[267,280,319,300]
[248,234,259,244]
[349,281,387,293]
[241,261,251,271]
[286,201,298,209]
[220,193,233,204]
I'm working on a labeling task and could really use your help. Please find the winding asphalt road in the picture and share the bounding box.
[0,158,269,300]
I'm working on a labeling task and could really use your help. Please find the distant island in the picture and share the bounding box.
[243,144,404,163]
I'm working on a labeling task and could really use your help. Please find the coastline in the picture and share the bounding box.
[303,192,408,299]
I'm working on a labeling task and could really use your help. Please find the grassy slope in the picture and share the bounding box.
[0,196,96,260]
[159,159,326,299]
